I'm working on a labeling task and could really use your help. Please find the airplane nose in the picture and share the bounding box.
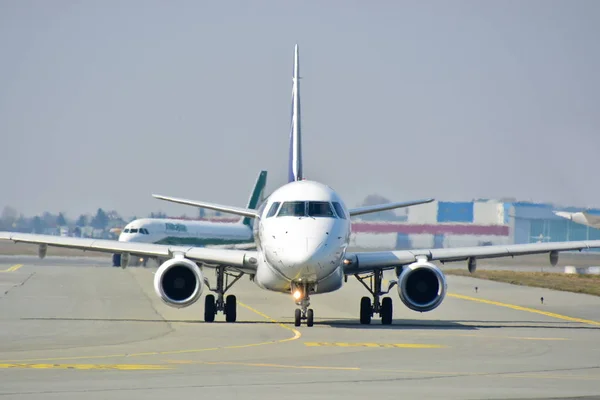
[265,236,324,280]
[283,237,323,266]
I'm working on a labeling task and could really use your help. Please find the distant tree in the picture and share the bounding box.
[32,216,44,233]
[76,214,88,227]
[1,206,18,227]
[91,208,109,229]
[56,213,67,226]
[42,212,57,227]
[15,213,26,230]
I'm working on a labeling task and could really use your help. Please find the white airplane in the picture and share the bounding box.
[114,170,267,267]
[4,45,600,327]
[554,210,600,230]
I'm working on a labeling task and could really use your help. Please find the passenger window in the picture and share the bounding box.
[278,201,306,217]
[266,202,281,218]
[332,202,346,219]
[308,201,335,217]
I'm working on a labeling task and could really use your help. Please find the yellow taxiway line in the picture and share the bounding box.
[163,360,599,381]
[382,276,600,327]
[0,264,23,273]
[448,293,600,326]
[0,300,301,364]
[0,363,171,370]
[304,342,446,348]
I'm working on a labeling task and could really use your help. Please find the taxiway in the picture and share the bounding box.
[1,257,600,399]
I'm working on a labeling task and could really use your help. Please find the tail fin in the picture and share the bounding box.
[241,170,268,226]
[288,44,303,183]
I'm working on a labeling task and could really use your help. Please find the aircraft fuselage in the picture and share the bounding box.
[251,180,351,294]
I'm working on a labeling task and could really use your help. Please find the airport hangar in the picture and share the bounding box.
[155,198,600,251]
[344,199,600,251]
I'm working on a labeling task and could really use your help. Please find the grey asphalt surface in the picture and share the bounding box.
[0,256,599,400]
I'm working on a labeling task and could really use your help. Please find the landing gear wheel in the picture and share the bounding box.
[381,297,393,325]
[204,294,216,323]
[355,269,399,325]
[225,294,237,323]
[306,309,314,327]
[294,308,301,327]
[360,296,372,325]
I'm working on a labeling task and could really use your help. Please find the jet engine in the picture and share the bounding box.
[397,259,447,312]
[153,257,204,308]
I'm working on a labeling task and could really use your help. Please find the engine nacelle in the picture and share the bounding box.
[397,260,447,312]
[153,257,204,308]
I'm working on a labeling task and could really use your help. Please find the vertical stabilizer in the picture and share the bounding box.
[288,44,303,182]
[241,170,268,227]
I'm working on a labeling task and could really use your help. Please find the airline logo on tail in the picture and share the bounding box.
[288,44,302,183]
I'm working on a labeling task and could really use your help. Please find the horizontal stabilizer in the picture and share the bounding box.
[152,194,259,219]
[348,198,435,217]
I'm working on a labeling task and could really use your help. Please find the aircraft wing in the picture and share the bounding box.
[0,232,258,273]
[343,240,600,274]
[207,242,258,250]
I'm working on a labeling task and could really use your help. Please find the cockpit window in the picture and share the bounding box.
[266,202,281,218]
[139,228,149,234]
[130,228,138,233]
[276,201,337,218]
[332,202,346,219]
[124,229,130,233]
[307,201,335,217]
[277,201,306,217]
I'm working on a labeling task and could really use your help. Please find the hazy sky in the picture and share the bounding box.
[1,0,599,218]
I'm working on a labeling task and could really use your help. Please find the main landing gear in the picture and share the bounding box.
[292,283,314,327]
[203,266,244,323]
[355,269,397,325]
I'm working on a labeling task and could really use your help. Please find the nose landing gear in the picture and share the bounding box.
[292,283,314,327]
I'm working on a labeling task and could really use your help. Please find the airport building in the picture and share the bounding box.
[350,199,600,251]
[170,198,600,251]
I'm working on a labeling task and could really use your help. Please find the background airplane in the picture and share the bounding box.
[3,45,600,328]
[114,170,267,267]
[554,210,600,230]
